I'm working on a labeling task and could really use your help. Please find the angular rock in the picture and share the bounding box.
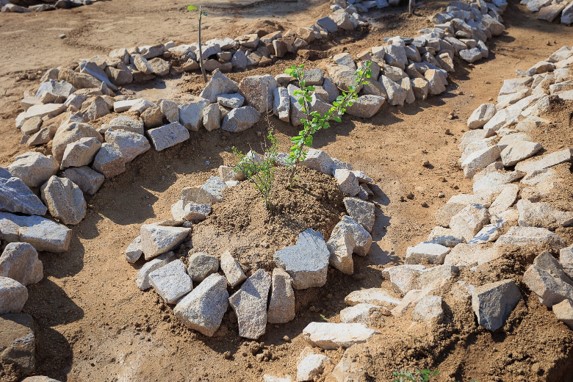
[460,48,482,63]
[339,303,388,325]
[472,279,522,331]
[0,177,47,216]
[327,215,372,274]
[347,95,385,118]
[238,75,278,113]
[62,166,104,195]
[0,212,71,252]
[140,224,191,260]
[343,197,375,233]
[427,227,465,248]
[229,269,271,339]
[523,252,573,307]
[92,143,126,178]
[382,264,425,295]
[449,204,490,242]
[0,242,43,286]
[405,242,450,265]
[0,313,36,377]
[149,259,193,304]
[217,93,245,109]
[60,137,101,169]
[344,288,401,308]
[135,252,175,290]
[159,99,179,123]
[553,299,573,329]
[187,252,219,282]
[8,152,59,189]
[141,106,164,129]
[297,352,330,382]
[52,122,103,162]
[461,145,501,179]
[334,169,360,196]
[0,277,28,314]
[40,176,86,225]
[501,141,543,167]
[274,229,330,289]
[380,75,407,106]
[412,295,444,322]
[444,243,502,268]
[147,122,190,151]
[489,184,519,217]
[273,87,290,123]
[171,200,211,222]
[200,70,240,102]
[105,129,150,162]
[179,98,210,131]
[515,148,572,175]
[267,267,296,324]
[174,273,229,337]
[496,226,565,251]
[467,103,496,129]
[125,236,143,264]
[517,199,573,230]
[301,149,334,175]
[220,251,247,288]
[221,106,260,133]
[302,322,375,350]
[202,103,221,132]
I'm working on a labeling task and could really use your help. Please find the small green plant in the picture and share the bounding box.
[392,369,439,382]
[232,127,278,210]
[187,4,208,83]
[284,61,372,186]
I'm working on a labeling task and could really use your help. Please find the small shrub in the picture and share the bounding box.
[392,369,440,382]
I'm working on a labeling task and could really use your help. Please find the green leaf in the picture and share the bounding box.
[187,4,198,11]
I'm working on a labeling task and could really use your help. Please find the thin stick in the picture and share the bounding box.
[198,5,207,83]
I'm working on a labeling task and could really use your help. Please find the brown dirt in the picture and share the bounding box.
[191,166,345,271]
[1,0,573,381]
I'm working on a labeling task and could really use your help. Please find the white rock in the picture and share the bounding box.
[0,242,43,286]
[327,215,372,274]
[147,122,190,151]
[412,295,444,322]
[267,268,296,324]
[405,242,450,265]
[0,277,28,314]
[0,177,47,216]
[517,200,573,229]
[514,148,572,175]
[238,75,278,113]
[135,252,175,290]
[297,353,330,382]
[92,143,126,178]
[40,176,87,226]
[382,264,425,296]
[523,253,573,307]
[149,259,193,304]
[339,303,388,325]
[500,141,543,167]
[347,95,385,118]
[467,103,496,129]
[229,269,271,339]
[105,129,150,163]
[202,103,221,132]
[444,243,502,268]
[461,145,501,179]
[449,204,490,242]
[8,152,59,189]
[302,149,334,175]
[60,137,102,169]
[344,288,400,308]
[334,169,360,196]
[179,98,210,131]
[427,227,465,247]
[302,322,375,350]
[0,212,72,253]
[140,224,191,260]
[62,166,104,195]
[125,236,143,263]
[496,226,565,251]
[489,184,519,217]
[221,106,260,133]
[220,251,246,287]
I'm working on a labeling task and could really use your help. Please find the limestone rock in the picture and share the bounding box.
[449,204,490,242]
[344,288,401,308]
[187,252,219,282]
[221,106,260,133]
[220,251,247,288]
[496,226,565,251]
[0,277,28,314]
[200,70,240,102]
[0,212,71,253]
[174,273,229,337]
[135,251,175,290]
[461,145,501,179]
[467,103,496,129]
[0,242,43,286]
[267,267,296,324]
[202,103,221,132]
[229,269,271,339]
[0,177,47,216]
[339,303,389,325]
[302,322,375,350]
[62,166,104,195]
[334,169,360,196]
[274,229,330,289]
[302,149,334,175]
[273,87,290,123]
[8,152,59,189]
[405,242,450,265]
[347,95,385,118]
[297,353,330,382]
[147,122,190,151]
[159,99,179,123]
[125,236,143,263]
[517,200,573,230]
[523,252,573,307]
[472,279,522,331]
[92,143,126,178]
[217,93,245,109]
[149,259,193,304]
[140,224,191,260]
[382,264,425,296]
[60,137,102,169]
[501,141,543,167]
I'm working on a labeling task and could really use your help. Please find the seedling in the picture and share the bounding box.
[392,369,439,382]
[187,4,208,83]
[284,61,372,186]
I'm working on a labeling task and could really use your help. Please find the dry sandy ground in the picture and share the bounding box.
[0,0,572,381]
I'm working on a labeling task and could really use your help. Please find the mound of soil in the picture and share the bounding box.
[191,166,345,272]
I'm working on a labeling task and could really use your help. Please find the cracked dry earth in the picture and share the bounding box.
[1,0,573,381]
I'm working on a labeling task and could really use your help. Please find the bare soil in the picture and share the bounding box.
[0,0,572,381]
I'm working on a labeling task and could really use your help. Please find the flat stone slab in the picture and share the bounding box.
[174,273,229,337]
[135,252,175,290]
[0,212,71,253]
[267,267,296,324]
[523,252,573,308]
[496,226,566,252]
[0,176,47,216]
[344,288,401,308]
[229,269,271,340]
[147,122,190,151]
[472,279,521,331]
[274,229,330,290]
[405,242,450,265]
[140,224,191,260]
[302,322,376,350]
[149,259,193,304]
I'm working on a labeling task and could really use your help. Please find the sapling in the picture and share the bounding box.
[284,61,372,186]
[187,4,208,83]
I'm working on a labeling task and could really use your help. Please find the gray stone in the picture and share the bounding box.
[297,353,330,382]
[135,252,174,290]
[20,117,42,136]
[273,87,290,123]
[317,16,338,33]
[267,268,296,324]
[327,215,372,274]
[472,279,522,331]
[202,103,221,132]
[58,68,101,90]
[327,65,359,92]
[187,252,219,282]
[147,122,190,151]
[344,288,401,308]
[501,141,543,167]
[0,313,36,377]
[496,226,565,251]
[140,224,191,260]
[174,273,229,337]
[79,60,117,91]
[149,259,193,304]
[0,212,71,252]
[461,145,501,179]
[84,96,111,121]
[105,129,150,162]
[62,166,104,195]
[380,75,407,106]
[449,204,490,242]
[171,200,211,222]
[220,251,246,288]
[159,99,179,123]
[36,80,75,103]
[560,245,573,280]
[347,95,385,118]
[489,184,519,217]
[179,98,210,131]
[141,106,164,129]
[425,69,448,95]
[40,176,86,225]
[125,236,143,264]
[52,122,103,162]
[105,116,145,136]
[444,243,502,268]
[263,375,292,382]
[60,137,102,169]
[302,149,334,175]
[343,197,375,232]
[0,242,43,286]
[274,229,330,290]
[523,252,573,307]
[92,143,126,178]
[221,106,260,133]
[238,75,278,113]
[0,177,47,216]
[412,295,444,322]
[200,70,240,102]
[553,299,573,329]
[412,77,430,100]
[382,264,425,296]
[17,104,66,129]
[148,58,170,76]
[302,322,375,350]
[231,50,248,70]
[334,169,360,196]
[132,54,153,74]
[517,199,573,230]
[229,269,272,339]
[405,242,450,265]
[8,152,59,189]
[459,48,482,63]
[562,2,573,24]
[217,93,244,109]
[467,103,496,129]
[0,277,27,314]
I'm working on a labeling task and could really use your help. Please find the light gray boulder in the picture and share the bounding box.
[202,103,221,132]
[496,226,565,251]
[274,229,330,289]
[107,116,145,135]
[472,279,522,331]
[135,252,175,290]
[179,98,210,131]
[380,75,407,106]
[327,215,372,274]
[343,197,375,232]
[149,259,193,304]
[0,242,43,286]
[449,204,490,242]
[60,137,102,169]
[147,122,190,151]
[8,152,59,189]
[302,322,375,350]
[40,176,87,225]
[220,251,246,287]
[174,273,229,337]
[238,75,278,113]
[221,106,260,132]
[339,303,388,325]
[92,143,126,178]
[0,277,28,314]
[382,264,425,296]
[0,177,47,216]
[200,70,240,102]
[229,269,272,339]
[187,252,219,282]
[334,169,361,196]
[105,129,150,162]
[501,141,543,167]
[159,99,179,123]
[412,295,444,322]
[267,267,296,324]
[171,200,211,222]
[553,299,573,329]
[217,93,245,109]
[62,166,104,195]
[347,95,385,118]
[344,288,401,308]
[517,200,573,230]
[302,149,334,175]
[461,145,501,179]
[273,87,290,123]
[140,224,191,260]
[523,252,573,307]
[405,242,450,264]
[36,80,75,103]
[0,212,71,253]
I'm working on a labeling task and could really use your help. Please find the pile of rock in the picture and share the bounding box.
[519,0,573,25]
[1,0,98,13]
[125,148,378,339]
[264,44,573,382]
